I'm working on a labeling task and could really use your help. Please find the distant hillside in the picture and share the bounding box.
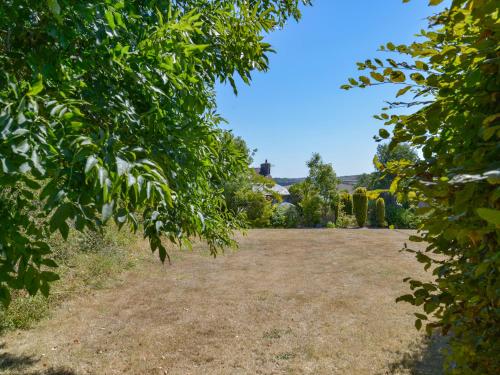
[274,175,363,193]
[273,177,305,186]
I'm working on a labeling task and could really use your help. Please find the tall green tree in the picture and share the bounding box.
[0,0,309,306]
[305,153,339,215]
[343,0,499,372]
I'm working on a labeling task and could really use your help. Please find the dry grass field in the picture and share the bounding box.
[0,229,445,375]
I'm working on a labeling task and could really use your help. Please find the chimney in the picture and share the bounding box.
[260,159,271,177]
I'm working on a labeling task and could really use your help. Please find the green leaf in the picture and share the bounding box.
[415,319,422,330]
[27,75,44,96]
[41,258,59,268]
[47,0,61,15]
[370,72,384,82]
[105,10,116,30]
[379,128,390,139]
[476,208,500,226]
[390,176,401,194]
[85,155,98,174]
[0,286,11,308]
[49,203,73,233]
[390,71,406,83]
[396,86,411,97]
[359,76,371,85]
[102,201,115,222]
[41,271,60,282]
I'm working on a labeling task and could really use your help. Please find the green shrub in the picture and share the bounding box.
[333,203,340,224]
[0,225,138,333]
[271,203,300,228]
[352,187,368,227]
[385,205,419,229]
[300,193,322,227]
[326,221,336,228]
[235,190,273,227]
[340,192,353,215]
[376,198,386,227]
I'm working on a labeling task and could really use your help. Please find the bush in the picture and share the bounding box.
[271,203,300,228]
[385,205,419,229]
[235,190,273,228]
[340,192,353,215]
[300,193,322,227]
[326,221,336,228]
[376,198,386,227]
[333,203,340,224]
[0,225,138,333]
[353,187,368,227]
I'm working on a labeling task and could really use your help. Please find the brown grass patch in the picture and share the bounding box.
[0,229,444,374]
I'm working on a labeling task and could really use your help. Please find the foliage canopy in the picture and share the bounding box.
[344,0,499,372]
[0,0,308,306]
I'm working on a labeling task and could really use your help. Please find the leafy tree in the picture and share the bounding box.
[305,153,340,222]
[356,143,418,190]
[343,0,499,372]
[0,0,309,306]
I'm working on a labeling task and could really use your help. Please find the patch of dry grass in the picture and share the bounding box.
[0,229,444,374]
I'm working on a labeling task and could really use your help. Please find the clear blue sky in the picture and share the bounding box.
[216,0,448,178]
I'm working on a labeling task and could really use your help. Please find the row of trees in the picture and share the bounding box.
[223,141,415,230]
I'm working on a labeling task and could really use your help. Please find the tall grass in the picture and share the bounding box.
[0,225,140,333]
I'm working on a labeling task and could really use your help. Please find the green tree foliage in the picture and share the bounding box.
[352,187,368,227]
[340,191,353,215]
[300,192,322,227]
[355,143,418,190]
[223,135,277,228]
[270,203,299,228]
[0,0,308,306]
[305,153,339,212]
[343,0,499,372]
[235,190,273,228]
[375,198,385,227]
[288,154,339,227]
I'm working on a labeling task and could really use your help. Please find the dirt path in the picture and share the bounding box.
[0,229,443,375]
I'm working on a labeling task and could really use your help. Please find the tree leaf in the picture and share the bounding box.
[379,128,390,139]
[370,71,384,82]
[396,86,411,97]
[102,200,115,222]
[27,75,44,96]
[85,155,98,174]
[47,0,61,15]
[476,208,500,226]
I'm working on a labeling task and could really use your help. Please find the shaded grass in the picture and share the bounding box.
[0,225,140,333]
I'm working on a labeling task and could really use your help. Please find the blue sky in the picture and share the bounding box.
[216,0,447,178]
